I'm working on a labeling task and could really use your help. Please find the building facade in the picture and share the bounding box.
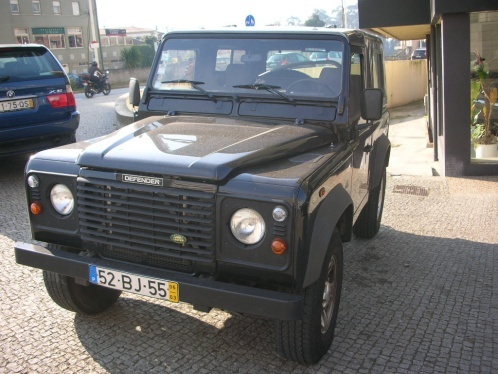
[359,0,498,176]
[0,0,161,74]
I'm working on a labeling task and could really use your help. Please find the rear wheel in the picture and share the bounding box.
[353,166,387,239]
[103,83,111,95]
[84,86,94,98]
[275,229,343,364]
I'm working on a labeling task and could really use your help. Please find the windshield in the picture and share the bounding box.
[151,36,345,100]
[0,46,63,82]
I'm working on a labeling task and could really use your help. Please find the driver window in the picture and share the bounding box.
[350,51,364,120]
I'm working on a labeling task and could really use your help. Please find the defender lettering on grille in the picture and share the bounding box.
[121,174,163,186]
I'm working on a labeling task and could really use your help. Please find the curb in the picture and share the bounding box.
[114,92,135,128]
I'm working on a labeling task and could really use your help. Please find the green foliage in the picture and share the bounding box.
[69,78,80,91]
[121,45,142,68]
[471,51,498,145]
[138,45,155,67]
[121,45,155,68]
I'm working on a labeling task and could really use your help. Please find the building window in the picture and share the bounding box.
[67,27,83,48]
[109,36,126,46]
[72,2,80,15]
[32,28,66,49]
[53,1,61,15]
[14,28,30,44]
[470,11,498,163]
[32,0,41,14]
[10,0,19,14]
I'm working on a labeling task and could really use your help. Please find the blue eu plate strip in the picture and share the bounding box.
[89,265,98,284]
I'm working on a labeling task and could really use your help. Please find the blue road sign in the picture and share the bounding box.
[245,15,255,27]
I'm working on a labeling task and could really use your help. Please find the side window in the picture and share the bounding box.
[216,50,230,71]
[371,49,387,107]
[350,49,364,120]
[372,54,379,89]
[371,51,385,90]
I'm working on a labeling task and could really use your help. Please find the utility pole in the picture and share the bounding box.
[88,0,100,65]
[341,0,347,29]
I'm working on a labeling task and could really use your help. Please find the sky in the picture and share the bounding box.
[95,0,357,32]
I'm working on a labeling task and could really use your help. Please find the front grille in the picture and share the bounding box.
[77,176,216,273]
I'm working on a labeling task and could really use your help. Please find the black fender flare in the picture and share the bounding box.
[302,184,353,288]
[369,134,390,189]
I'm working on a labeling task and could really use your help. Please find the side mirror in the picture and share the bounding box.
[129,78,141,107]
[361,88,383,121]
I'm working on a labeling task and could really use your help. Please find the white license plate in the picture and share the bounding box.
[89,265,179,303]
[0,98,34,113]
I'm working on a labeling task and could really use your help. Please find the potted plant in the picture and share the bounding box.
[471,51,498,158]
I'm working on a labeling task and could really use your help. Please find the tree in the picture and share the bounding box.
[286,16,301,26]
[121,44,156,69]
[304,13,326,27]
[121,45,141,68]
[137,45,155,67]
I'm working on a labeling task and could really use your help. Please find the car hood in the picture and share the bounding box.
[53,116,335,182]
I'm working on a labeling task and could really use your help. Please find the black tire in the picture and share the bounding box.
[275,229,343,364]
[353,165,387,239]
[67,131,76,144]
[103,83,111,95]
[84,86,94,98]
[43,252,121,315]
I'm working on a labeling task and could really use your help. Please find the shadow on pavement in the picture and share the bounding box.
[73,227,497,373]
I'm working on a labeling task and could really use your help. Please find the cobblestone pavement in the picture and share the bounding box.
[1,100,497,373]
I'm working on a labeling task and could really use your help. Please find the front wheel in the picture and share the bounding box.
[353,165,387,239]
[42,244,121,315]
[103,83,111,95]
[84,86,94,98]
[275,229,343,364]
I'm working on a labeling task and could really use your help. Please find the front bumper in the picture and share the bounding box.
[14,242,303,320]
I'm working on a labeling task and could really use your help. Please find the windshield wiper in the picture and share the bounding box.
[0,76,10,82]
[233,83,294,104]
[160,79,217,102]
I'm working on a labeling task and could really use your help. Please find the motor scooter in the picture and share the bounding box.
[80,71,111,98]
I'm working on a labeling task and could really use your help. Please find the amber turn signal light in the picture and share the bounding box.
[271,238,287,255]
[30,201,42,215]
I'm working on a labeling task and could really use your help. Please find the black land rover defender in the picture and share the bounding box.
[15,28,390,364]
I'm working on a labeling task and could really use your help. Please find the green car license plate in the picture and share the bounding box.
[89,265,179,303]
[0,98,34,112]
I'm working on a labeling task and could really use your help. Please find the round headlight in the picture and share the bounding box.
[50,184,74,215]
[230,208,265,245]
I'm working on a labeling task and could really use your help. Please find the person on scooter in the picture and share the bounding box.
[88,61,105,91]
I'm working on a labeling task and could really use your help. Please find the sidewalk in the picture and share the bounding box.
[387,101,439,177]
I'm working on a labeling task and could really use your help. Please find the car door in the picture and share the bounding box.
[349,47,372,215]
